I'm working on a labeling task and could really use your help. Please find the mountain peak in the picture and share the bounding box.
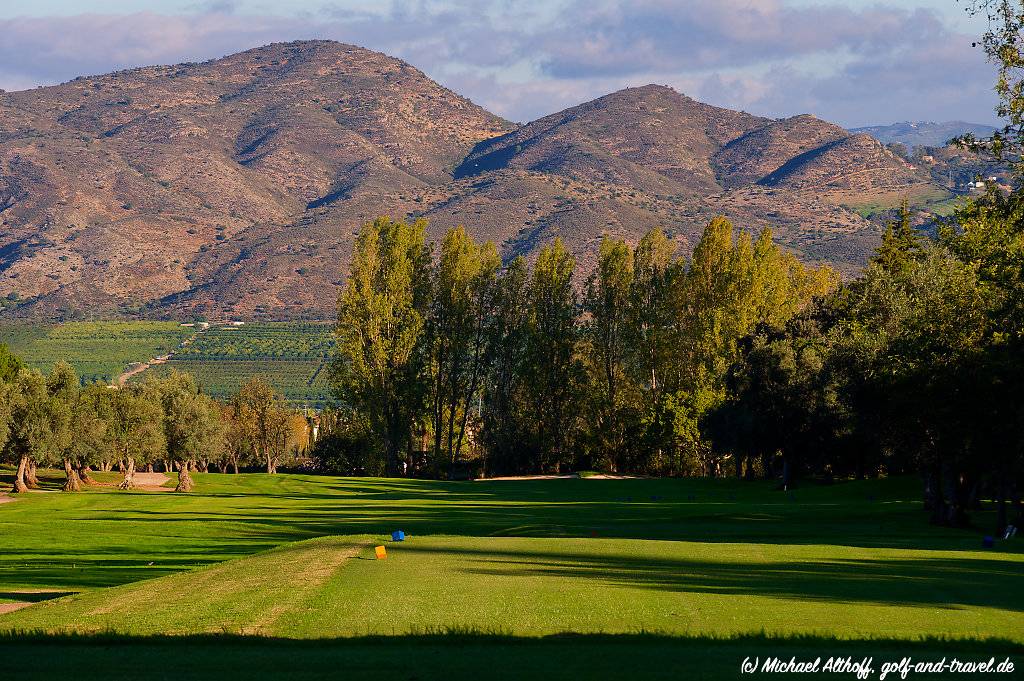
[0,43,935,320]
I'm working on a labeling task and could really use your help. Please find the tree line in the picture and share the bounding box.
[326,216,835,479]
[711,200,1022,531]
[322,198,1022,530]
[321,0,1024,531]
[0,356,311,493]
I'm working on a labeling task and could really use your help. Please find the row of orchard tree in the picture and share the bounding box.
[327,216,835,479]
[0,356,310,493]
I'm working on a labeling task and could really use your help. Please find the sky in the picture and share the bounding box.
[0,0,1003,128]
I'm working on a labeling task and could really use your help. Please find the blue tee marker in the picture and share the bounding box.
[392,530,405,542]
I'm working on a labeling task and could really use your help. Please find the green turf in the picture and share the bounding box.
[0,473,1020,679]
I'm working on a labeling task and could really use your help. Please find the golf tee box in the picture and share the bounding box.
[375,545,387,560]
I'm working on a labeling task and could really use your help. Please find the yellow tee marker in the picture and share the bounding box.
[375,545,387,560]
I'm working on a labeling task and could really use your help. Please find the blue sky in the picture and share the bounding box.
[0,1,1001,127]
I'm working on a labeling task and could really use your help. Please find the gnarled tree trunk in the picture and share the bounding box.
[25,459,39,489]
[11,456,29,494]
[78,466,95,485]
[118,457,137,490]
[232,459,239,474]
[62,459,82,492]
[175,460,194,493]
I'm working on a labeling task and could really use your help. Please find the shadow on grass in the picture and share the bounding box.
[2,472,1017,597]
[69,487,1004,553]
[0,468,66,492]
[0,592,77,603]
[404,544,1024,612]
[0,545,283,591]
[1,630,1020,681]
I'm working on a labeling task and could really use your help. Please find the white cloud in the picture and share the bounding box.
[0,1,1001,126]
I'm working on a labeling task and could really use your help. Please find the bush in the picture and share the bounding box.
[308,411,384,476]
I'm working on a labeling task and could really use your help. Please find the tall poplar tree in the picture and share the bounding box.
[584,236,635,470]
[426,227,500,472]
[481,257,532,475]
[525,239,580,472]
[334,216,431,475]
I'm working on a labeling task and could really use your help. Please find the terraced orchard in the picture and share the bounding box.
[0,321,193,384]
[137,322,335,406]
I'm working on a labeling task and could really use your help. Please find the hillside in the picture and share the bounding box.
[712,115,850,188]
[0,41,946,320]
[455,85,768,194]
[760,133,925,193]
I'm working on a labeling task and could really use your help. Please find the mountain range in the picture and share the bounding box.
[0,41,947,320]
[851,121,997,148]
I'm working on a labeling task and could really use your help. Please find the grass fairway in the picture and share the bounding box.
[0,473,1021,679]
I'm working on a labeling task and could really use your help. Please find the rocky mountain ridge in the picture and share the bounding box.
[0,41,942,320]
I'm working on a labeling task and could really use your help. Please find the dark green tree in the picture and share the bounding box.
[425,227,500,474]
[0,344,23,383]
[5,369,72,493]
[524,239,581,472]
[153,371,225,492]
[108,383,165,490]
[480,257,532,475]
[333,216,431,475]
[583,236,636,470]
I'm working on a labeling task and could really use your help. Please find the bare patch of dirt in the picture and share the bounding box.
[133,472,172,491]
[95,472,172,491]
[0,602,31,615]
[0,590,78,615]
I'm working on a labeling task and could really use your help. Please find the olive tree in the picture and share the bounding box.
[108,384,165,490]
